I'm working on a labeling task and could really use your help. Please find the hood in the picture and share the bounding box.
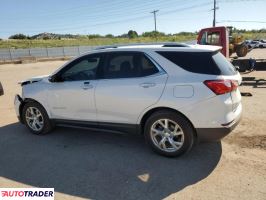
[19,75,49,86]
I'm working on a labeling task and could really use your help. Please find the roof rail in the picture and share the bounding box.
[93,42,190,50]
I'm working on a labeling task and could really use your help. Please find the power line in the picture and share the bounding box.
[5,0,185,21]
[4,1,212,33]
[219,0,265,2]
[218,20,266,23]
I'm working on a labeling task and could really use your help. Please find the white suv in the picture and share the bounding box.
[14,43,242,157]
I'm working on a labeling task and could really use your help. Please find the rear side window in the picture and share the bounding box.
[102,52,159,79]
[140,54,159,76]
[157,51,237,75]
[103,52,138,79]
[212,52,237,75]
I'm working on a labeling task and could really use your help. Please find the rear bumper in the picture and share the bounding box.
[196,109,242,142]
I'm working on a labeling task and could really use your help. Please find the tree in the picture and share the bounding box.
[105,34,114,38]
[9,33,27,39]
[88,34,102,39]
[142,31,165,37]
[128,30,138,39]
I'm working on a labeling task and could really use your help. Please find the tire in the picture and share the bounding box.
[236,44,248,57]
[22,101,54,135]
[0,82,3,96]
[259,45,263,49]
[144,110,195,157]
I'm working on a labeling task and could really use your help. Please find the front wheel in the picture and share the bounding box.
[144,111,195,157]
[22,102,54,135]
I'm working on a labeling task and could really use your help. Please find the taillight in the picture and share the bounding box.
[204,80,238,95]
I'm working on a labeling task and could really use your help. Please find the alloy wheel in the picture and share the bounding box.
[150,119,185,152]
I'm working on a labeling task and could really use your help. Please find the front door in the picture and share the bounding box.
[47,53,103,121]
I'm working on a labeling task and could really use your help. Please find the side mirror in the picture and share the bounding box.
[49,74,64,82]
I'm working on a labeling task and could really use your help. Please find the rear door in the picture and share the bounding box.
[95,51,168,124]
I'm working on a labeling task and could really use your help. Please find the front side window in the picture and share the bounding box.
[102,52,159,79]
[60,54,102,81]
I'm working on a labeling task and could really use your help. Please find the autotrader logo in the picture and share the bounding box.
[0,188,54,199]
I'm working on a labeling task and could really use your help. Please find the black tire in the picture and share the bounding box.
[0,82,3,96]
[259,45,263,49]
[236,44,248,57]
[144,110,195,157]
[22,101,54,135]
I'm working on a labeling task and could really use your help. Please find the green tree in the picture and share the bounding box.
[128,30,138,39]
[105,34,114,38]
[142,31,165,37]
[9,33,27,39]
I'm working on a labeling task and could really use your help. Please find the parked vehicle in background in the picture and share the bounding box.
[257,40,266,48]
[14,43,242,157]
[197,26,249,57]
[247,40,260,49]
[0,82,3,96]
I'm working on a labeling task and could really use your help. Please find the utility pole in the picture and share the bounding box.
[151,10,159,39]
[212,0,217,27]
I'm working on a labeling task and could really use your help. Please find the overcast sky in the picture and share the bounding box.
[1,0,265,38]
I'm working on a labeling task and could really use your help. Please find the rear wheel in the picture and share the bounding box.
[236,44,248,57]
[144,111,195,157]
[22,102,54,135]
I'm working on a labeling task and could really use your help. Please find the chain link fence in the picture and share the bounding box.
[0,46,96,61]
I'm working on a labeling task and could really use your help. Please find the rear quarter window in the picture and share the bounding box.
[157,51,237,75]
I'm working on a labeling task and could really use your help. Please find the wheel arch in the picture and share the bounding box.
[139,107,197,139]
[19,98,49,123]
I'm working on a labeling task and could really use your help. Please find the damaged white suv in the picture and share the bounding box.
[14,43,242,157]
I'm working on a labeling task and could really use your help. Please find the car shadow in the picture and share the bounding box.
[0,122,222,200]
[255,61,266,71]
[241,77,266,88]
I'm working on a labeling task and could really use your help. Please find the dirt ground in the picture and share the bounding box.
[0,50,266,200]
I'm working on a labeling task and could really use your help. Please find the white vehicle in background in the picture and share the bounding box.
[14,43,242,157]
[257,40,266,48]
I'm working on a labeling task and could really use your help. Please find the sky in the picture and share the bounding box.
[1,0,266,38]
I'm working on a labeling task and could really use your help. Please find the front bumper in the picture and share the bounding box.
[196,105,242,142]
[14,94,23,123]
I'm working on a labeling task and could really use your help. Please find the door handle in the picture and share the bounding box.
[140,83,156,88]
[82,82,93,90]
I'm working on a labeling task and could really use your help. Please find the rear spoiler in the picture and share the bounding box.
[192,44,222,52]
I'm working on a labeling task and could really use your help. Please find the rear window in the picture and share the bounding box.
[157,51,237,75]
